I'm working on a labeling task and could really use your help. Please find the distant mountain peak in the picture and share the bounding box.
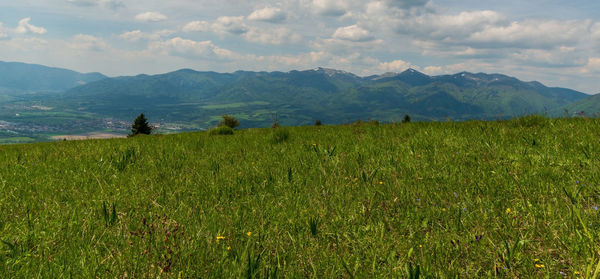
[0,60,106,92]
[311,67,356,77]
[400,68,427,75]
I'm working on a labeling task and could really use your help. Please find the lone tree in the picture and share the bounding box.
[219,115,240,129]
[402,114,411,123]
[130,113,152,136]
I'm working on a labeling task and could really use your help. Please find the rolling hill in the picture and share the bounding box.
[58,67,590,127]
[0,62,597,143]
[559,93,600,117]
[0,61,106,94]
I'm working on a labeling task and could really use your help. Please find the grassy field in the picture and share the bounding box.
[1,116,600,278]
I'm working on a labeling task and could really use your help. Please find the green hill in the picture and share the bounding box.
[0,61,106,93]
[559,93,600,117]
[1,117,599,277]
[58,68,588,127]
[0,63,594,143]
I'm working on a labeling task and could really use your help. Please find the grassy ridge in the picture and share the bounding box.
[1,117,600,277]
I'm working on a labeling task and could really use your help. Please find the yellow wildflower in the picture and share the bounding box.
[379,181,383,185]
[247,232,252,237]
[227,246,231,250]
[574,271,580,275]
[419,245,423,248]
[312,143,317,147]
[506,208,512,214]
[442,208,446,212]
[535,264,544,268]
[216,235,225,242]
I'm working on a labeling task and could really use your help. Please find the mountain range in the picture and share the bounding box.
[56,66,594,126]
[0,61,106,94]
[0,61,598,142]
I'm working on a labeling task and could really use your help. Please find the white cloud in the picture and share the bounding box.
[149,37,236,60]
[394,10,507,39]
[332,25,374,42]
[14,18,47,35]
[580,57,600,74]
[510,47,586,67]
[182,21,210,32]
[68,34,107,51]
[184,17,300,45]
[119,30,173,42]
[135,12,168,22]
[213,16,248,35]
[379,59,414,72]
[184,16,248,35]
[244,27,302,45]
[0,37,48,52]
[312,0,347,17]
[381,7,591,51]
[248,7,287,23]
[423,62,478,76]
[467,20,589,49]
[311,37,384,57]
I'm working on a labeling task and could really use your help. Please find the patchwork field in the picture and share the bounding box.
[1,116,600,277]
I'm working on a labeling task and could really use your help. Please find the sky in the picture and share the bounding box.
[0,0,599,93]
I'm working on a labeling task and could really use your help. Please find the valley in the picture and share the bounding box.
[1,62,598,144]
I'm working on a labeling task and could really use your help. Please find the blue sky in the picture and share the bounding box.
[1,0,599,93]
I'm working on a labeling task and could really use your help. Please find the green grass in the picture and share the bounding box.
[0,137,36,144]
[1,116,600,277]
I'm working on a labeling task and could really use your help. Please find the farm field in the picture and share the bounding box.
[1,116,600,277]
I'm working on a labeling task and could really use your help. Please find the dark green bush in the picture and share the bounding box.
[219,115,240,129]
[209,126,234,135]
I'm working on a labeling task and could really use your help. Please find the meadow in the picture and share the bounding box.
[1,116,600,278]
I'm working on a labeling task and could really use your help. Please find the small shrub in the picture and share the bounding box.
[209,126,234,135]
[369,120,379,125]
[314,119,322,126]
[271,128,290,143]
[271,121,280,128]
[308,216,320,236]
[219,115,240,129]
[402,114,411,123]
